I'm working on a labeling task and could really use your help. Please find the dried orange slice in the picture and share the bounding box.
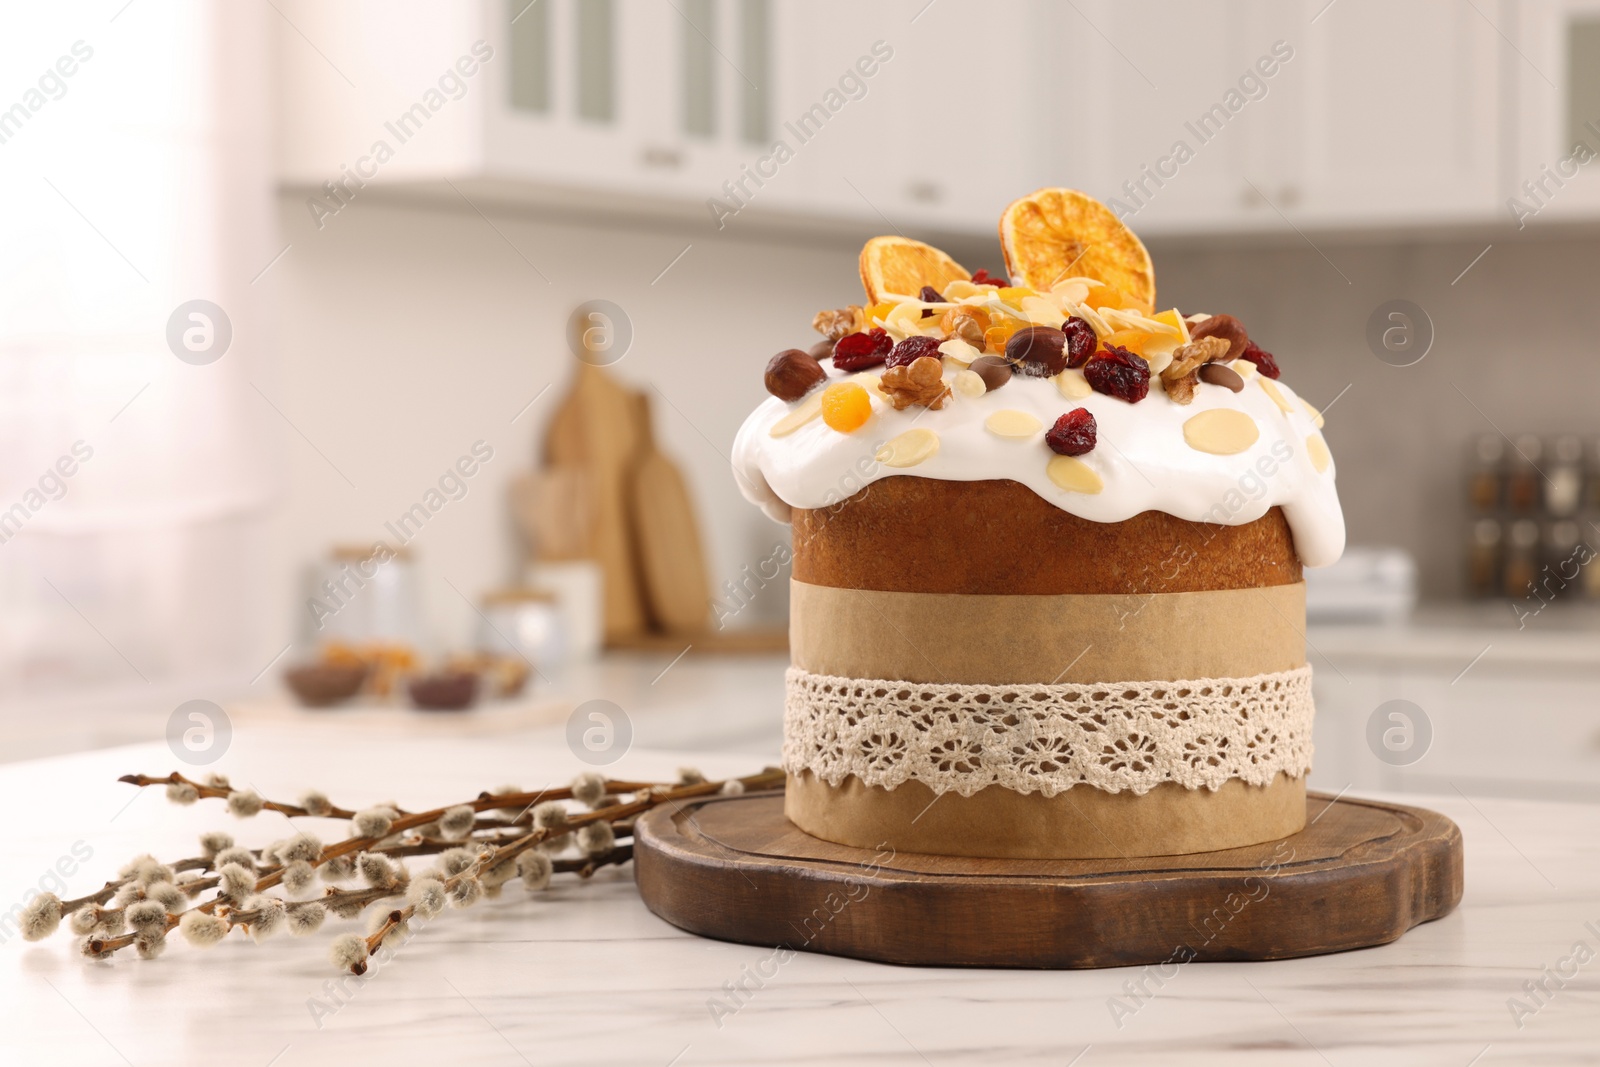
[998,189,1155,313]
[859,236,969,305]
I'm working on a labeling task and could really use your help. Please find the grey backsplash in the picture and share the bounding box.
[1138,230,1596,601]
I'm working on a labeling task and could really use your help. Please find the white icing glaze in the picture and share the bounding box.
[732,361,1346,568]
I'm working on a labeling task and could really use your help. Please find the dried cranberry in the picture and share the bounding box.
[1046,408,1097,456]
[970,268,1008,288]
[1084,344,1151,403]
[1005,325,1068,377]
[885,334,944,369]
[1061,316,1097,369]
[1240,340,1280,379]
[918,285,943,303]
[832,328,893,371]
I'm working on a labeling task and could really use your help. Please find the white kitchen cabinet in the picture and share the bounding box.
[1060,0,1505,233]
[279,0,817,228]
[1062,0,1288,233]
[1306,619,1600,803]
[1508,0,1600,224]
[275,1,1545,238]
[1285,0,1504,226]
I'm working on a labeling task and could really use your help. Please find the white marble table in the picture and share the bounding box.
[3,730,1599,1066]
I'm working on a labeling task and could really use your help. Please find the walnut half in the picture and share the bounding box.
[879,356,951,410]
[1160,336,1231,405]
[812,305,864,341]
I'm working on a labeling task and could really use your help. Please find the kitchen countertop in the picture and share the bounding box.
[4,730,1600,1066]
[1306,603,1600,672]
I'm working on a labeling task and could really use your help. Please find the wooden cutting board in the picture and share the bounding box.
[628,392,711,634]
[542,364,648,642]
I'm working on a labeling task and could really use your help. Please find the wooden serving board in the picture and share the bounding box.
[628,392,712,634]
[634,790,1463,969]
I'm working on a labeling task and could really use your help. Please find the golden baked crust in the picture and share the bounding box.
[792,476,1302,595]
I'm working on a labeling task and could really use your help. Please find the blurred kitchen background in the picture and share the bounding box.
[3,0,1600,802]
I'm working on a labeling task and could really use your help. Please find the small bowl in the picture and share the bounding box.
[407,671,479,711]
[284,663,368,708]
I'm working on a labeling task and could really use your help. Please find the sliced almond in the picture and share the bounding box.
[1299,397,1325,429]
[1307,433,1331,473]
[1021,295,1067,328]
[1258,378,1294,414]
[1231,358,1258,380]
[884,301,941,340]
[859,372,889,403]
[954,369,987,398]
[1046,454,1104,494]
[985,410,1044,439]
[1182,409,1260,455]
[768,390,824,437]
[1055,370,1092,399]
[1143,347,1175,376]
[1063,300,1114,339]
[941,279,985,302]
[875,428,940,468]
[1050,278,1092,305]
[938,337,982,367]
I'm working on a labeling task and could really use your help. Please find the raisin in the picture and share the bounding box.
[885,334,944,369]
[1240,340,1280,379]
[831,328,893,371]
[1046,408,1097,456]
[1060,316,1097,369]
[1005,325,1068,377]
[1084,344,1150,403]
[918,285,943,303]
[970,268,1008,288]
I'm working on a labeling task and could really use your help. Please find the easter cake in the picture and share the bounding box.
[733,189,1343,859]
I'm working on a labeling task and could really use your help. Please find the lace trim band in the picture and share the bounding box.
[783,665,1314,798]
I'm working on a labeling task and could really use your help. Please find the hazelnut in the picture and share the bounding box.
[764,349,827,402]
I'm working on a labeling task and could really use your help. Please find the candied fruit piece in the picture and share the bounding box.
[970,268,1008,287]
[864,302,896,326]
[1103,328,1150,356]
[1046,408,1097,456]
[1084,344,1151,403]
[983,320,1021,354]
[996,286,1036,310]
[886,334,944,369]
[821,381,873,433]
[1240,340,1280,379]
[1152,308,1190,343]
[1084,282,1126,310]
[832,327,893,371]
[1061,316,1098,368]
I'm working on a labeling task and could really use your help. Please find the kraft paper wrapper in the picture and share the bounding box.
[786,771,1307,859]
[786,580,1310,858]
[790,580,1307,683]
